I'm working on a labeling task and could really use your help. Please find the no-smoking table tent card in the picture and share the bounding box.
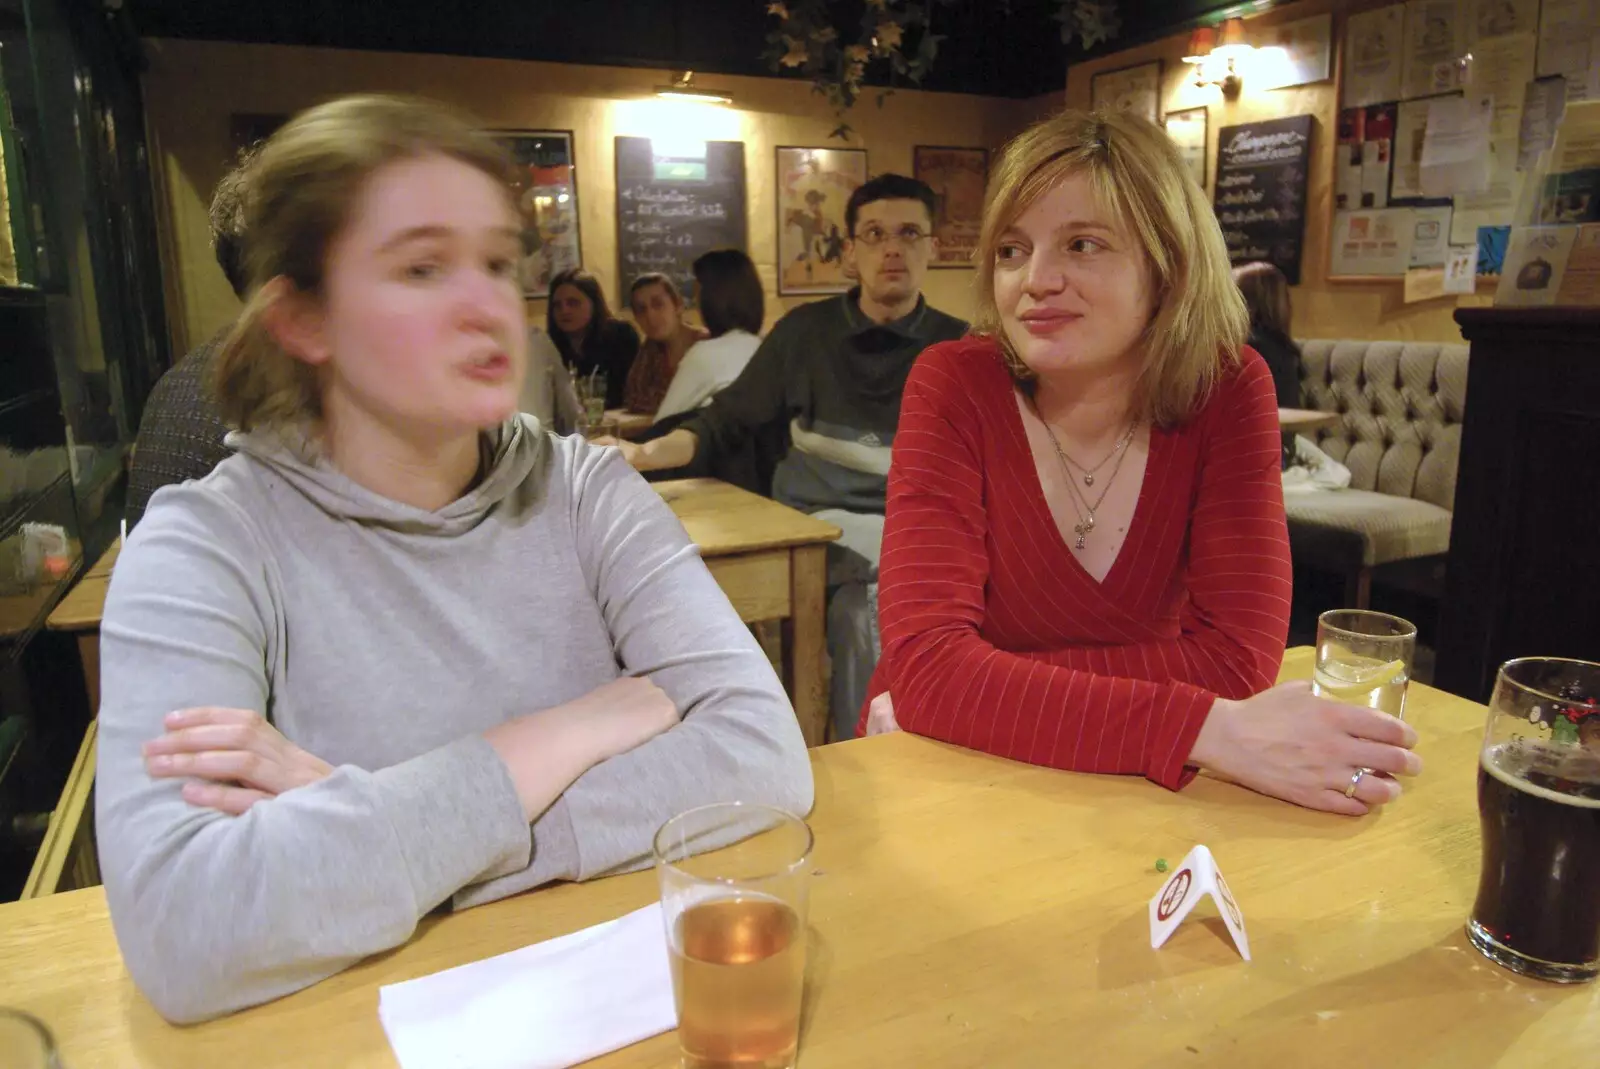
[1148,844,1251,961]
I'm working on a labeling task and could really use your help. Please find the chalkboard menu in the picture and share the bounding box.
[1213,115,1314,284]
[615,137,747,302]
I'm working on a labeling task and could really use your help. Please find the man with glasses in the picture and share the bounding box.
[608,174,967,742]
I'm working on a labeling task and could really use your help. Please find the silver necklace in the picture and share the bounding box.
[1035,405,1137,550]
[1052,420,1136,487]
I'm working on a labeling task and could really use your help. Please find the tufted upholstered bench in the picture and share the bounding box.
[1287,339,1470,609]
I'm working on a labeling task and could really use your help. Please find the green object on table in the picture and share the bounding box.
[1155,858,1168,873]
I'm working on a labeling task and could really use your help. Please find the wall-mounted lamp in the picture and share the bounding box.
[1183,17,1251,98]
[654,70,734,105]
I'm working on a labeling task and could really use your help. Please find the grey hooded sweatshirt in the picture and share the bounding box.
[94,415,813,1024]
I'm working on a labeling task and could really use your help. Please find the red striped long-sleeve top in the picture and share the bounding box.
[865,336,1292,790]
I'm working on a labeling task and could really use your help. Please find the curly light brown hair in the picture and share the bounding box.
[972,108,1249,428]
[213,95,516,432]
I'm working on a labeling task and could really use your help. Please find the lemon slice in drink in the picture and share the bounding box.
[1312,657,1407,705]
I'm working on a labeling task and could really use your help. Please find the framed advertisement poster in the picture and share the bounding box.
[492,130,581,298]
[1163,108,1210,191]
[1091,61,1162,123]
[913,145,989,267]
[776,145,867,295]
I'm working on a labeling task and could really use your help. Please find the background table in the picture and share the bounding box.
[44,479,840,747]
[2,649,1595,1067]
[1279,407,1342,435]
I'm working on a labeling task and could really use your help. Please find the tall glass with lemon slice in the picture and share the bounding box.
[1312,609,1417,719]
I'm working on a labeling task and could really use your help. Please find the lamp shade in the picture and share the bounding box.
[1219,17,1246,48]
[1184,26,1216,61]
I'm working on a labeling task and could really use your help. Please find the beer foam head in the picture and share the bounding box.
[1484,741,1600,808]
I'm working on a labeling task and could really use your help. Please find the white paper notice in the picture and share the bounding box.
[1496,225,1580,305]
[1345,6,1406,108]
[1552,99,1600,172]
[1394,96,1446,199]
[1421,95,1494,197]
[1536,0,1597,85]
[1149,845,1251,962]
[1410,204,1454,266]
[1444,243,1480,291]
[1403,0,1467,101]
[1465,0,1540,45]
[1469,34,1539,150]
[1333,208,1417,275]
[1519,77,1569,171]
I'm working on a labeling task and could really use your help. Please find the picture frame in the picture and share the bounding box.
[491,130,582,298]
[913,145,989,268]
[776,145,867,295]
[1163,107,1210,192]
[1090,60,1163,124]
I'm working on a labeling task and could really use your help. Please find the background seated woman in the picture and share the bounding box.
[547,267,639,410]
[621,272,707,415]
[863,109,1419,816]
[95,95,812,1024]
[654,248,765,422]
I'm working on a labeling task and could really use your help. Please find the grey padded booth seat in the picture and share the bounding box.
[1287,339,1470,608]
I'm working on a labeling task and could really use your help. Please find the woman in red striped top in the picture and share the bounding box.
[863,110,1421,815]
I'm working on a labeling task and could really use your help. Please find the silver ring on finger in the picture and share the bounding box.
[1344,767,1367,799]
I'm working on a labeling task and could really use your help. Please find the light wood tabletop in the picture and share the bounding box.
[656,477,841,556]
[4,648,1595,1067]
[1279,407,1342,435]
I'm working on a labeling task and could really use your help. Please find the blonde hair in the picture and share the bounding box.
[214,95,517,432]
[972,108,1248,427]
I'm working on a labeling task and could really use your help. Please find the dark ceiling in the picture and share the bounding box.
[124,0,1253,100]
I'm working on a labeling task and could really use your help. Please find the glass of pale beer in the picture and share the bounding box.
[0,1009,62,1068]
[654,803,812,1069]
[1312,609,1417,719]
[1469,657,1600,983]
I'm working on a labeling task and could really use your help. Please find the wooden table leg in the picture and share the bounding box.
[77,632,101,714]
[782,544,829,748]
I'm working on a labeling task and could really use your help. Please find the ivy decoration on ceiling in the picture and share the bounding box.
[761,0,1120,140]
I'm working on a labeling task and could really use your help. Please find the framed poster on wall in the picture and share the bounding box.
[913,145,988,267]
[492,130,581,298]
[1164,108,1210,191]
[1091,61,1162,123]
[776,145,867,295]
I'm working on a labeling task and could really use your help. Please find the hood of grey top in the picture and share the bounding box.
[224,417,540,537]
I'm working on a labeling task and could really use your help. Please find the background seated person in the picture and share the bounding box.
[95,95,812,1024]
[621,272,707,415]
[863,110,1419,816]
[654,248,765,422]
[547,267,638,410]
[603,174,968,742]
[125,149,254,529]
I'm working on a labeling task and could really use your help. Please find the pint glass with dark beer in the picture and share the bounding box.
[1468,657,1600,983]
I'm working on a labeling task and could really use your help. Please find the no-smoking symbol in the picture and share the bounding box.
[1156,868,1192,922]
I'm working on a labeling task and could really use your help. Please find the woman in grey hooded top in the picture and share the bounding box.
[95,94,812,1024]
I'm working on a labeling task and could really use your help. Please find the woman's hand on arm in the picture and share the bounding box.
[142,707,334,815]
[483,676,682,822]
[591,430,698,472]
[1188,680,1422,816]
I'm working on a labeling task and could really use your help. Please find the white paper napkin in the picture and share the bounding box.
[377,902,678,1069]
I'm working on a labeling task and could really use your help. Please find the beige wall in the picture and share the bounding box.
[1065,0,1491,344]
[142,38,1050,354]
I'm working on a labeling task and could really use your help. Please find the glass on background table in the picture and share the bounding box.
[654,803,812,1069]
[1469,656,1600,984]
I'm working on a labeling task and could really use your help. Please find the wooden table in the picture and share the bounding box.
[1279,407,1342,435]
[43,480,840,748]
[4,649,1596,1067]
[45,541,118,711]
[656,478,840,747]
